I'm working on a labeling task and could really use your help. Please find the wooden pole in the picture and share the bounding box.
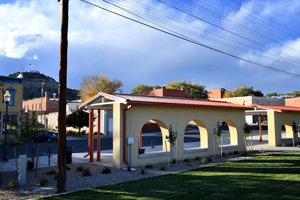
[57,0,69,193]
[165,140,169,168]
[213,136,216,156]
[139,130,142,149]
[97,109,101,161]
[259,114,262,142]
[35,144,40,178]
[221,135,223,157]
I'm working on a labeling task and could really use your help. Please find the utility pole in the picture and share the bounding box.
[57,0,69,193]
[41,82,44,124]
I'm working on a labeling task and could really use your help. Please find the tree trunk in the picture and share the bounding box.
[13,148,18,176]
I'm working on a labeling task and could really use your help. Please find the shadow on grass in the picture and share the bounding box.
[43,152,300,200]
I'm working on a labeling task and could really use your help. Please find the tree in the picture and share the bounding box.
[223,90,235,98]
[66,110,89,134]
[79,73,123,102]
[243,123,251,151]
[223,86,263,98]
[165,125,177,167]
[213,121,222,156]
[166,81,208,99]
[131,84,161,93]
[287,91,300,97]
[265,92,278,97]
[2,110,39,178]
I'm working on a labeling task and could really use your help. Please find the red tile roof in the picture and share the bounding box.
[80,92,253,110]
[251,104,300,113]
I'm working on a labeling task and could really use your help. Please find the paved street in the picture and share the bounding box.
[0,128,271,160]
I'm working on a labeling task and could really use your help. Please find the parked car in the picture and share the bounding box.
[31,131,58,143]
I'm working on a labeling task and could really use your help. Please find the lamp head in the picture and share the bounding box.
[4,91,11,103]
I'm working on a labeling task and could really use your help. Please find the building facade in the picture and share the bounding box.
[0,75,23,137]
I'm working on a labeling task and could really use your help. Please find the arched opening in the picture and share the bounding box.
[221,120,238,146]
[184,120,208,150]
[138,119,169,155]
[281,120,293,140]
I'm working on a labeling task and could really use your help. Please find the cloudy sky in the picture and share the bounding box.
[0,0,300,95]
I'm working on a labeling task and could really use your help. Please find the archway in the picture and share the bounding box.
[138,119,169,154]
[221,119,238,146]
[184,120,208,150]
[281,120,293,140]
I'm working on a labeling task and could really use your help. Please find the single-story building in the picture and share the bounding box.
[80,92,251,169]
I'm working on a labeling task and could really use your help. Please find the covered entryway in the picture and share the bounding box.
[80,92,250,168]
[248,105,300,147]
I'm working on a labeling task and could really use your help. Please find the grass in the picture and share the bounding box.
[41,152,300,200]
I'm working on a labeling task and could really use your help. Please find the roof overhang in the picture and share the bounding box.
[79,92,127,110]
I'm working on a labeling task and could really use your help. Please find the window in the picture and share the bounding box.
[36,104,38,110]
[7,87,16,107]
[27,105,29,111]
[39,103,41,109]
[32,105,34,110]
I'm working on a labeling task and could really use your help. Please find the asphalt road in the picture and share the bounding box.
[1,129,268,160]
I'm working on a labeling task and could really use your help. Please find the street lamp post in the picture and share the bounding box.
[2,91,11,161]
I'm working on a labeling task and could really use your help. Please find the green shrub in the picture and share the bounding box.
[195,156,200,161]
[282,143,286,147]
[82,168,91,177]
[53,172,58,180]
[172,159,177,164]
[145,164,153,169]
[39,178,48,186]
[201,158,207,164]
[241,152,248,157]
[188,161,193,166]
[260,149,265,153]
[160,166,166,171]
[141,168,146,174]
[234,150,239,154]
[77,165,84,172]
[101,167,111,174]
[297,145,300,148]
[27,161,34,171]
[228,151,232,155]
[207,157,212,162]
[222,152,226,157]
[66,166,70,170]
[45,169,56,175]
[9,180,18,189]
[184,158,190,162]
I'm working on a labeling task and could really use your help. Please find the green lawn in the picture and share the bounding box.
[42,152,300,200]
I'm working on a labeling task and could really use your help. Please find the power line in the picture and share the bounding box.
[81,0,300,78]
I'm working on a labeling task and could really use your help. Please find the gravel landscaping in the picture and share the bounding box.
[0,151,274,200]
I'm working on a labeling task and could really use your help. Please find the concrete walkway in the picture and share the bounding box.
[1,134,300,172]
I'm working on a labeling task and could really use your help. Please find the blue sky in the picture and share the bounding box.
[0,0,299,95]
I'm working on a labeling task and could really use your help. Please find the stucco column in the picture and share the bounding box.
[113,103,126,169]
[267,111,281,146]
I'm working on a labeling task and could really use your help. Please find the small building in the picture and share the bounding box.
[80,92,250,169]
[285,97,300,107]
[207,88,226,99]
[0,75,23,137]
[134,86,186,98]
[212,96,285,124]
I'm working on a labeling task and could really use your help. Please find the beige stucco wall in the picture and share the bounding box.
[113,103,246,169]
[267,111,300,146]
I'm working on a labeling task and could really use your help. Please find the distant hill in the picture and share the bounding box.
[9,71,80,101]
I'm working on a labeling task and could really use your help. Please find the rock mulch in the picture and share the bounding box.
[0,151,274,200]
